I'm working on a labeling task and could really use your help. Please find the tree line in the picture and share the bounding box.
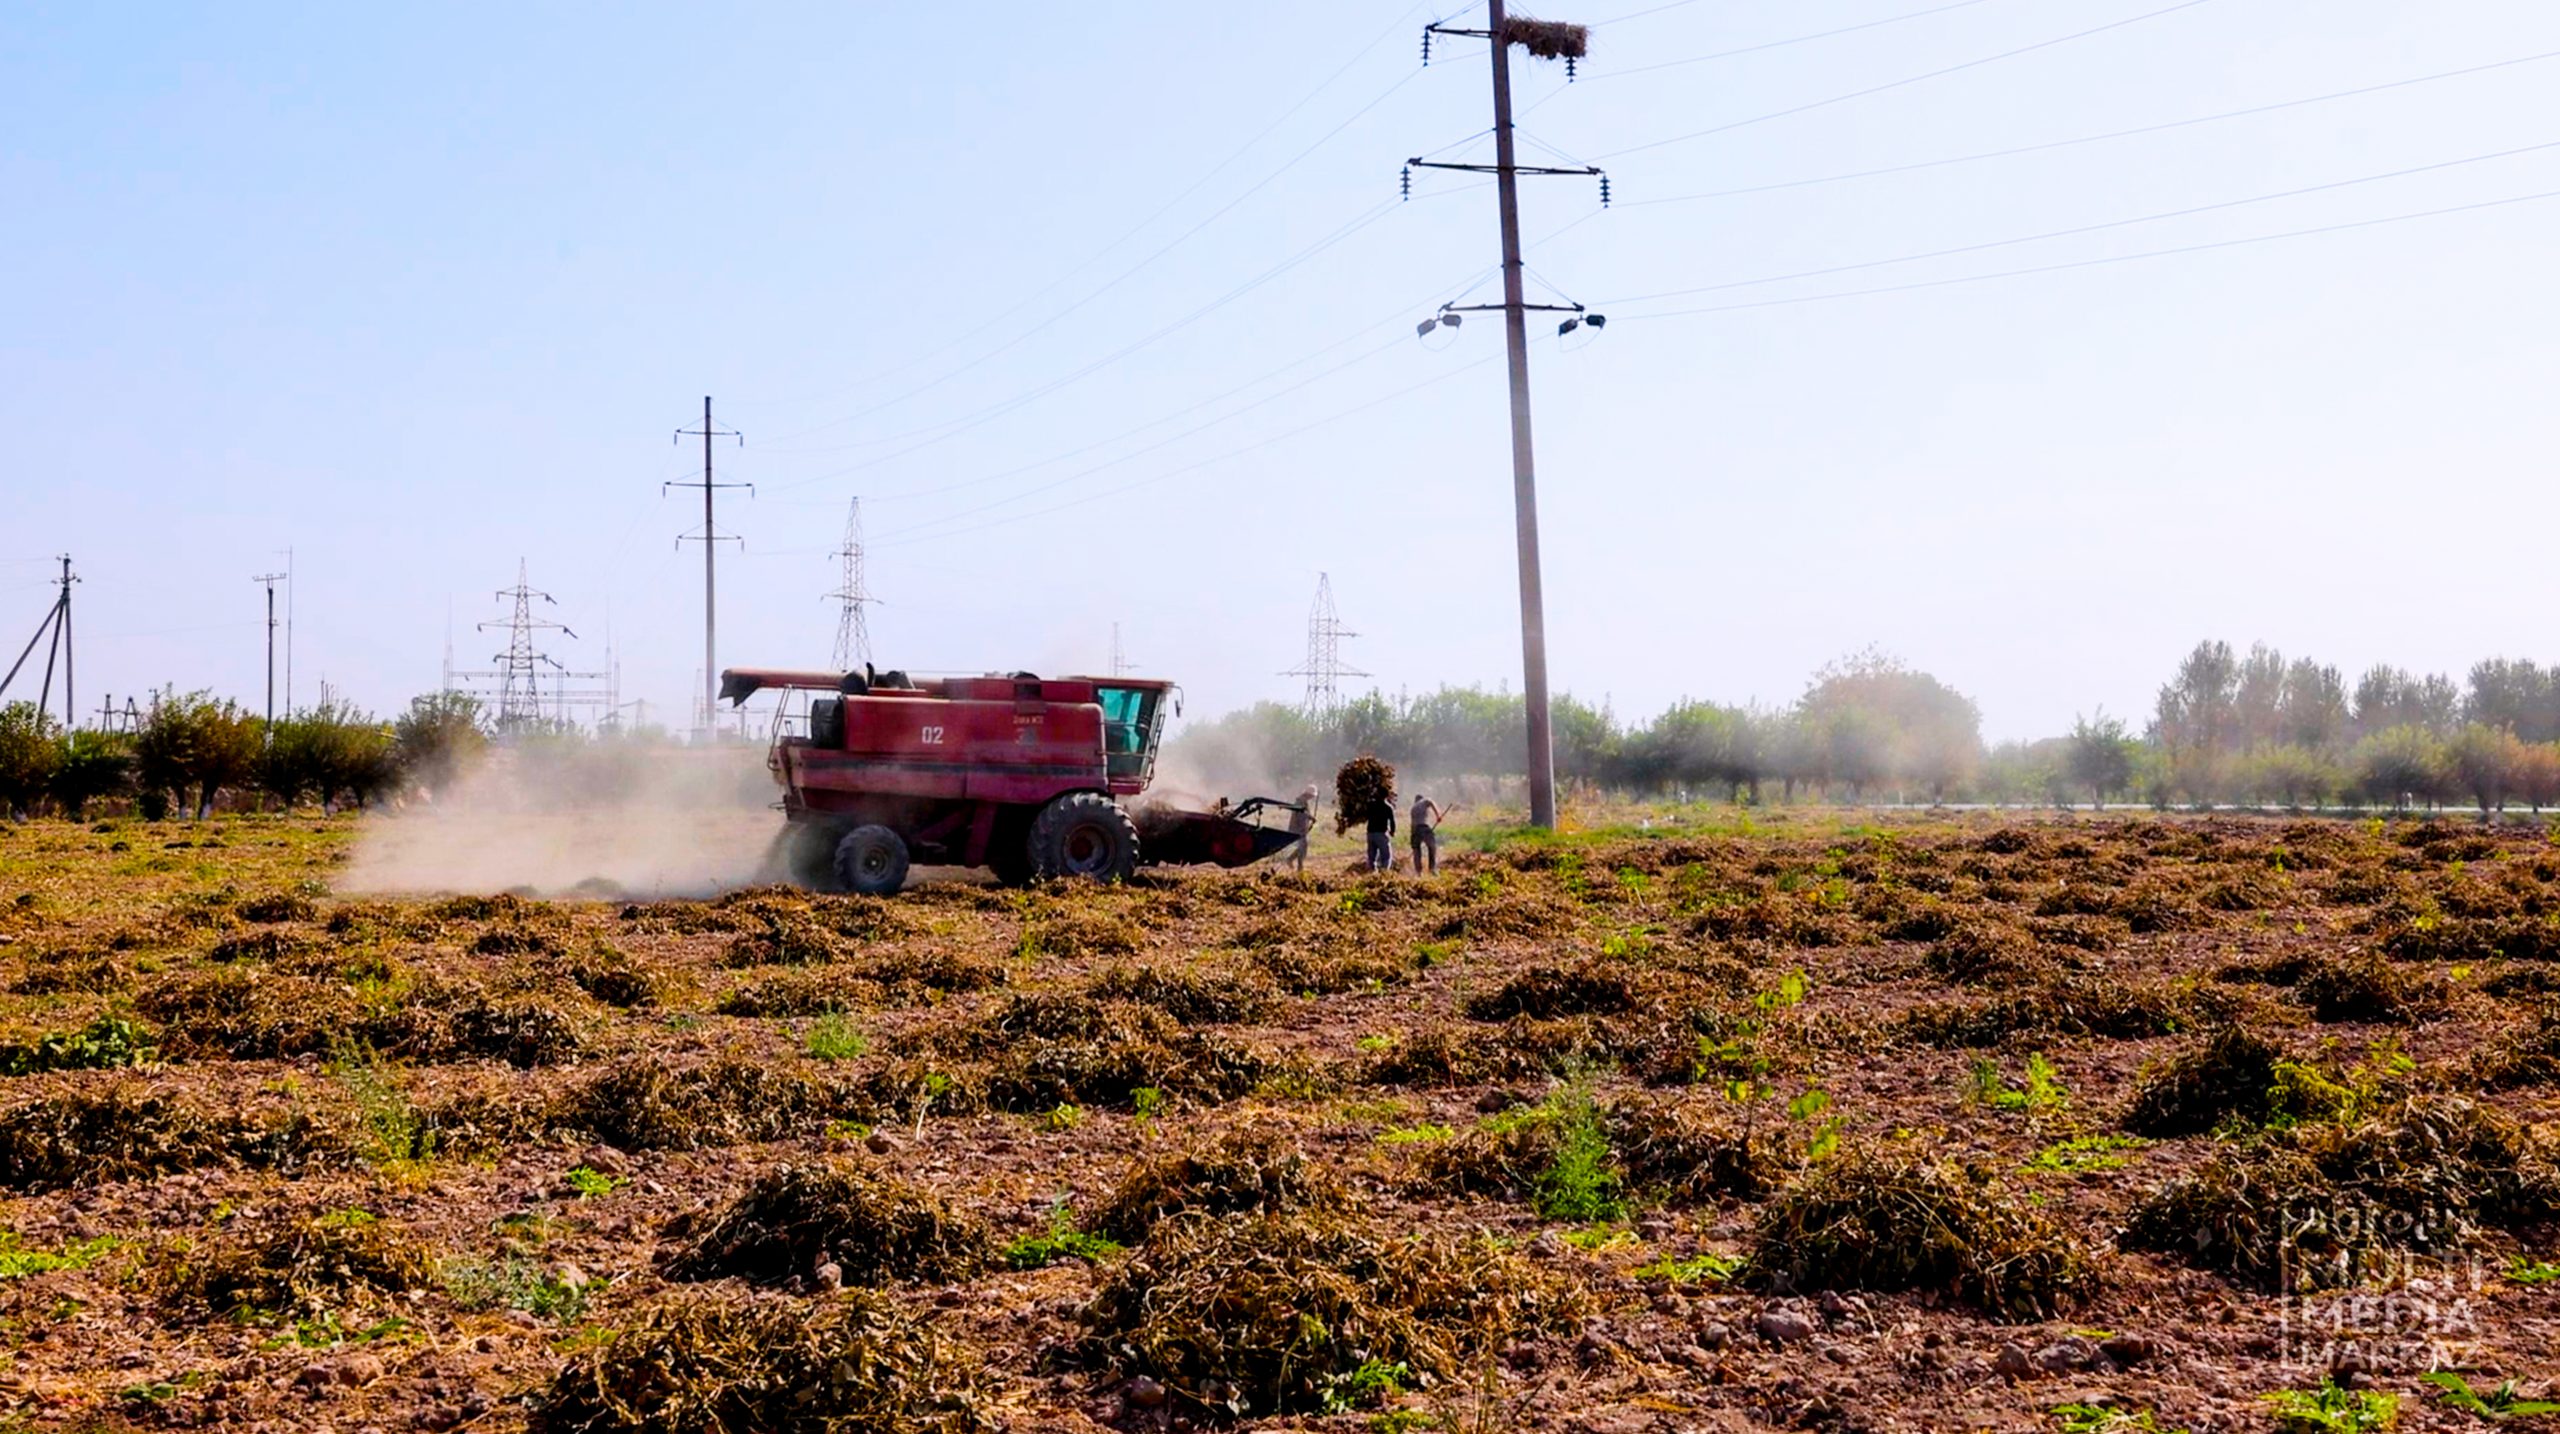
[0,691,488,820]
[1173,642,2560,814]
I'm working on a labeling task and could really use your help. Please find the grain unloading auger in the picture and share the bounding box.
[719,666,1308,895]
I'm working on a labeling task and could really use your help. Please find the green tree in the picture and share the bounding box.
[2446,723,2526,815]
[392,691,489,792]
[48,730,131,818]
[0,703,63,818]
[134,690,261,819]
[2239,744,2338,811]
[2351,726,2447,812]
[2063,712,2135,808]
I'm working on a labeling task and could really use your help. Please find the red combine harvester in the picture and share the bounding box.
[719,666,1307,895]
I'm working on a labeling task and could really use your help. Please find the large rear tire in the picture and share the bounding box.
[1029,792,1139,883]
[834,824,912,897]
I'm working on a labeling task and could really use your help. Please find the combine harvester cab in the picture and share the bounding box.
[719,666,1305,896]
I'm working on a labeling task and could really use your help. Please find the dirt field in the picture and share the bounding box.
[0,810,2555,1433]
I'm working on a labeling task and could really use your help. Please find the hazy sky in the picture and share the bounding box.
[7,0,2556,742]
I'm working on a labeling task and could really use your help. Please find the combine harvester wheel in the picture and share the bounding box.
[1030,792,1139,883]
[834,824,911,896]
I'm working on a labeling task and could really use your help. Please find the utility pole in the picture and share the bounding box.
[826,496,874,672]
[5,557,77,727]
[251,572,286,726]
[671,397,746,735]
[1407,8,1606,830]
[55,556,73,731]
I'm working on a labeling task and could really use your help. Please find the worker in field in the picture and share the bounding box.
[1364,784,1397,872]
[1408,791,1444,875]
[1289,783,1319,873]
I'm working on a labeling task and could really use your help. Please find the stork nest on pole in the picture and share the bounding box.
[1501,17,1589,59]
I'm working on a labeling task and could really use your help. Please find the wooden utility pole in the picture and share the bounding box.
[1408,8,1603,830]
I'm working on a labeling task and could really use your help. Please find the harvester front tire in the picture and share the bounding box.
[834,825,911,897]
[1029,792,1138,884]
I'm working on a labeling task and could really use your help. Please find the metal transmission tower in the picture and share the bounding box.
[1281,573,1366,715]
[825,496,874,672]
[1110,622,1132,677]
[670,397,747,735]
[1,556,77,727]
[451,561,615,732]
[250,571,286,726]
[1405,6,1608,830]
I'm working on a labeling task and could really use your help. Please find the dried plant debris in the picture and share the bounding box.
[157,1210,433,1319]
[529,1287,991,1434]
[665,1161,986,1287]
[1745,1150,2088,1320]
[1083,1210,1583,1420]
[1089,1122,1343,1243]
[2123,1095,2560,1290]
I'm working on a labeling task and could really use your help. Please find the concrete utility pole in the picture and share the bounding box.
[1407,5,1605,830]
[670,397,746,735]
[251,571,287,726]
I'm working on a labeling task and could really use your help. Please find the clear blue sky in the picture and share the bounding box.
[6,0,2556,741]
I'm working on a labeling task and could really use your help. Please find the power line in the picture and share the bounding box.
[870,352,1501,550]
[1620,48,2560,210]
[858,332,1414,540]
[759,196,1411,489]
[1612,185,2560,321]
[745,4,1433,428]
[760,40,1437,449]
[1590,0,2004,80]
[1595,0,2224,161]
[1602,137,2560,306]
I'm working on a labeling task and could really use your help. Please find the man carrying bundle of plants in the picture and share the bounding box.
[1334,756,1396,873]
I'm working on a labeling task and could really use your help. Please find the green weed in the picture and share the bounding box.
[1531,1087,1623,1224]
[1377,1122,1455,1145]
[2263,1380,2398,1433]
[1631,1251,1740,1285]
[2027,1134,2148,1176]
[1969,1052,2070,1114]
[2505,1256,2560,1285]
[803,1014,869,1062]
[2052,1405,2185,1433]
[2422,1373,2560,1420]
[444,1257,592,1321]
[563,1166,622,1199]
[0,1014,156,1075]
[1001,1204,1123,1269]
[0,1232,117,1279]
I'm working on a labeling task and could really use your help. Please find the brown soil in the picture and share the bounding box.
[0,810,2556,1433]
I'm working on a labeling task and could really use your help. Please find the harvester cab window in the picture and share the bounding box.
[1097,686,1161,781]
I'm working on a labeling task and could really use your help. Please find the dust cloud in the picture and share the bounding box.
[338,740,784,900]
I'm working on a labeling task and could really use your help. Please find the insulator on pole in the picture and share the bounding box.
[1565,55,1577,81]
[1400,164,1411,200]
[1598,174,1610,207]
[1421,29,1432,65]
